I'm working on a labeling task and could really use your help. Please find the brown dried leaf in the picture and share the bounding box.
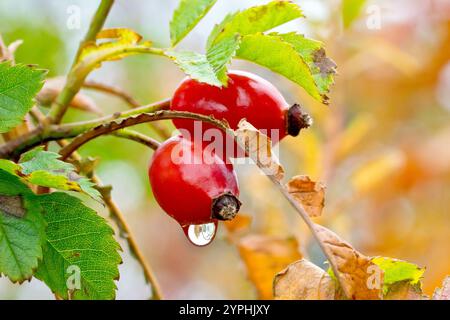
[274,259,335,300]
[314,224,383,300]
[433,276,450,300]
[286,175,325,218]
[0,195,25,218]
[384,281,428,300]
[235,120,284,181]
[238,234,301,299]
[37,77,101,114]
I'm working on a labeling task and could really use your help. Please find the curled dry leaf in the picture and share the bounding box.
[235,119,284,180]
[313,224,383,300]
[238,234,301,299]
[274,259,335,300]
[384,281,428,300]
[37,77,101,114]
[286,175,325,218]
[433,276,450,300]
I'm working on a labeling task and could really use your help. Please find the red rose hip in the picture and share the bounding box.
[148,135,241,245]
[170,70,311,157]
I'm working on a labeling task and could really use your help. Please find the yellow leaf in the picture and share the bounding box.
[351,150,405,194]
[286,175,325,218]
[274,259,335,300]
[238,234,301,299]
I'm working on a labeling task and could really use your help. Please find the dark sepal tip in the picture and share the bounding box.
[211,192,241,221]
[286,103,313,137]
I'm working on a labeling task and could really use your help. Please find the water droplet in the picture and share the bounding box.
[182,222,217,246]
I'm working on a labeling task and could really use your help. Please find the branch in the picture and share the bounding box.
[0,99,170,159]
[82,82,172,139]
[47,0,115,124]
[112,129,161,150]
[59,110,229,159]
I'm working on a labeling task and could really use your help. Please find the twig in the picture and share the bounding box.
[57,139,163,300]
[82,81,172,139]
[47,0,115,123]
[112,129,161,150]
[58,111,228,159]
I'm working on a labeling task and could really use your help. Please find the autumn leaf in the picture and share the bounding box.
[433,276,450,300]
[286,175,325,218]
[235,120,284,180]
[274,259,335,300]
[238,234,301,299]
[384,281,428,300]
[314,224,383,300]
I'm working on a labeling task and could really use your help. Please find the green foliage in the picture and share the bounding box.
[167,0,335,103]
[342,0,367,28]
[207,1,303,48]
[0,62,46,133]
[165,50,223,87]
[273,32,336,101]
[0,169,46,283]
[35,192,122,300]
[170,0,218,46]
[0,147,101,202]
[372,257,425,294]
[236,33,326,102]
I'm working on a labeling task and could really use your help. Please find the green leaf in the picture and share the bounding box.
[35,192,122,300]
[207,1,303,48]
[0,169,46,283]
[0,62,46,133]
[342,0,367,28]
[273,32,336,101]
[236,33,325,103]
[206,34,241,84]
[0,147,101,202]
[170,0,217,46]
[165,50,222,87]
[372,257,425,295]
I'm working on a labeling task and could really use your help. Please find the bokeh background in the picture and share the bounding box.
[0,0,449,299]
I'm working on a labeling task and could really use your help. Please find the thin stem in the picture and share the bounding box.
[83,81,141,107]
[112,129,161,150]
[82,82,172,139]
[57,139,163,300]
[47,0,115,124]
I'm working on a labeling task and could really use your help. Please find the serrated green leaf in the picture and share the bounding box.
[236,33,325,102]
[206,34,241,84]
[170,0,217,46]
[0,62,46,133]
[0,147,101,202]
[342,0,367,28]
[207,1,303,48]
[274,32,336,99]
[35,192,121,300]
[165,50,222,87]
[0,169,46,283]
[372,257,425,295]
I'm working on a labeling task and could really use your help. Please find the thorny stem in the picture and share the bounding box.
[58,140,163,300]
[47,0,115,124]
[59,111,229,160]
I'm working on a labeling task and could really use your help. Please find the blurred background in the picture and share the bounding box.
[0,0,449,299]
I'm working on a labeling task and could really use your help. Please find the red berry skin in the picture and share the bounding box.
[148,135,239,226]
[171,70,290,154]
